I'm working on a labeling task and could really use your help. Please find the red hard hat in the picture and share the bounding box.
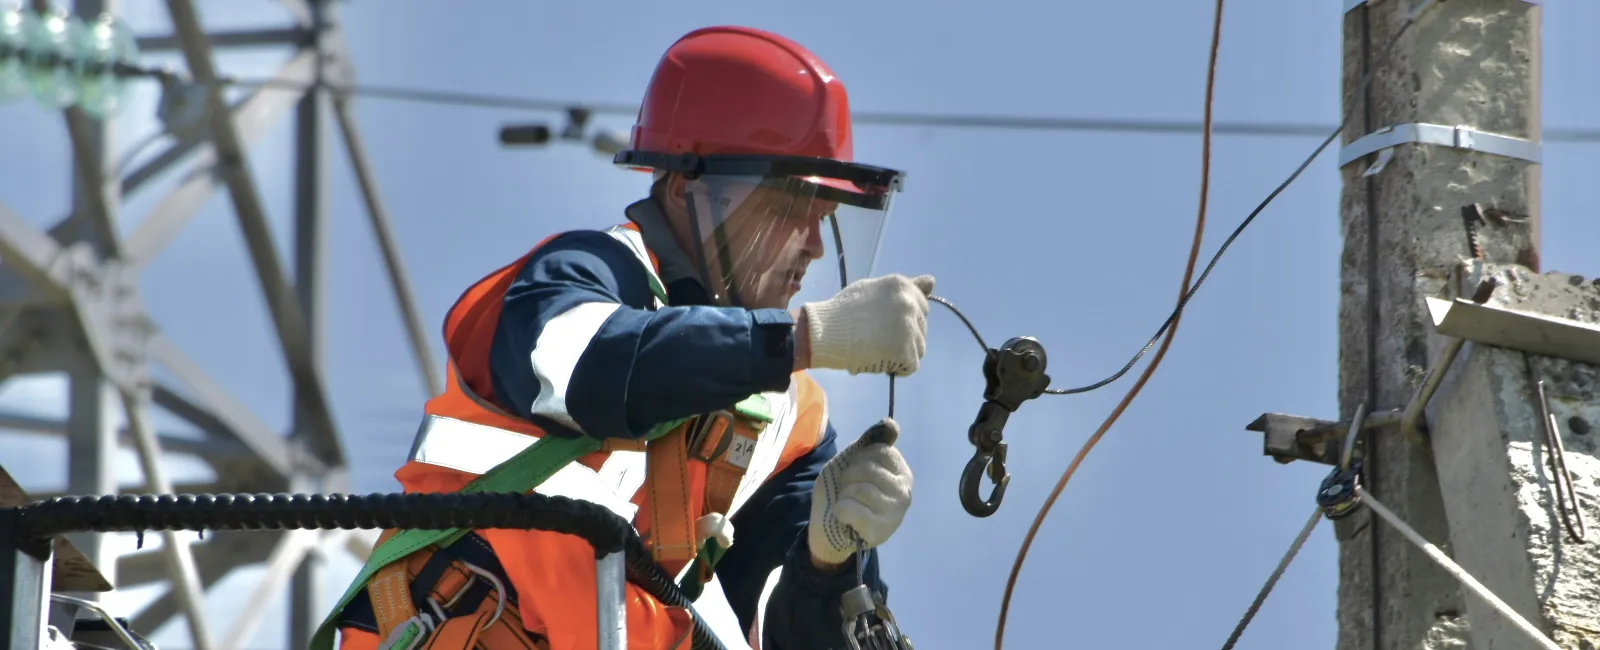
[627,26,854,164]
[617,27,905,303]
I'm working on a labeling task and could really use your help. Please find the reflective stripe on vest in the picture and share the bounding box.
[410,414,649,521]
[408,380,804,524]
[603,224,667,310]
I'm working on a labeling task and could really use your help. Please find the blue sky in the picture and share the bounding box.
[2,1,1597,648]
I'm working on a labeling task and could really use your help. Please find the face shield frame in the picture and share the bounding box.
[617,150,907,306]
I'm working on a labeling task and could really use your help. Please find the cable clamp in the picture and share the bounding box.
[1338,123,1540,174]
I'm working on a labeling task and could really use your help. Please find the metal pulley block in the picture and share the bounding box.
[961,336,1052,517]
[1316,457,1364,520]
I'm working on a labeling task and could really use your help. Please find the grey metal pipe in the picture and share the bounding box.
[4,547,51,650]
[596,551,627,650]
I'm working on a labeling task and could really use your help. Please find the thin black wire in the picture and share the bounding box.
[992,0,1436,397]
[1040,116,1338,395]
[793,8,1551,401]
[10,45,1600,142]
[930,295,989,352]
[229,76,1334,136]
[217,77,1600,141]
[922,109,1339,396]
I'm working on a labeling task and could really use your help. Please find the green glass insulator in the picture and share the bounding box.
[0,6,31,103]
[73,12,136,118]
[22,9,83,109]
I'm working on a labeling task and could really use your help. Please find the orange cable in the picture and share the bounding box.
[991,1,1226,647]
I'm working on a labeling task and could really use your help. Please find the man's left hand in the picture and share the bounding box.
[808,418,913,569]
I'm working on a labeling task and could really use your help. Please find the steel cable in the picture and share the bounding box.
[1219,508,1324,650]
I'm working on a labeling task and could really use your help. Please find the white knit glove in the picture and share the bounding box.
[808,418,913,566]
[801,274,934,376]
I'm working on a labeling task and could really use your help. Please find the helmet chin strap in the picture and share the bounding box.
[684,190,748,308]
[828,214,849,291]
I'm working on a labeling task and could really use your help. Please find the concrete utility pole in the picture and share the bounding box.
[1326,0,1597,648]
[1334,0,1538,647]
[1245,0,1594,649]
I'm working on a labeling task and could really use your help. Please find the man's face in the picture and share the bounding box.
[712,183,832,309]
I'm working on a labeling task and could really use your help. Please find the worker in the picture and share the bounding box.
[323,25,930,650]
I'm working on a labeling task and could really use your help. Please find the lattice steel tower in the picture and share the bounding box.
[0,1,441,648]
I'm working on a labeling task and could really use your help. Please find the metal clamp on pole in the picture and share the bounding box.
[1338,123,1541,176]
[1342,0,1537,14]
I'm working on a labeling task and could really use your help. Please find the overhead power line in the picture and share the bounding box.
[6,23,1595,143]
[226,79,1600,142]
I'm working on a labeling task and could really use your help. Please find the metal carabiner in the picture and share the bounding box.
[960,441,1010,517]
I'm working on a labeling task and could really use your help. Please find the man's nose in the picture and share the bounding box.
[802,217,827,259]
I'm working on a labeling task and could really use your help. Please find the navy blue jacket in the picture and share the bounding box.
[487,227,889,648]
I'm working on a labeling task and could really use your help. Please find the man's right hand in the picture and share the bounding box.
[794,274,934,376]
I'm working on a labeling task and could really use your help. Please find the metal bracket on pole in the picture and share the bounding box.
[1244,409,1402,466]
[1398,262,1500,446]
[596,551,627,650]
[1342,0,1537,14]
[1338,123,1541,175]
[1424,296,1600,367]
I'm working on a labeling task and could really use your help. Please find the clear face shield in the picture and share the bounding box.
[677,166,900,310]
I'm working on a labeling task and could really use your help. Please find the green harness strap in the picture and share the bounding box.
[307,428,631,650]
[678,538,729,601]
[311,235,670,650]
[309,394,774,650]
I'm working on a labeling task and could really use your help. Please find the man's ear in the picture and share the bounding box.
[659,172,689,212]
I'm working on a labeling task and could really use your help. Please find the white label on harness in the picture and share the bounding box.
[727,434,758,470]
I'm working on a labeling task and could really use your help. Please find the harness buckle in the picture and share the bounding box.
[378,553,512,650]
[687,411,737,463]
[688,410,761,470]
[449,560,510,630]
[379,613,436,650]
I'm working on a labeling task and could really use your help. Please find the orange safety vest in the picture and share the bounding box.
[341,222,829,650]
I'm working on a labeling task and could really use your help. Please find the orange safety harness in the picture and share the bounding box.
[320,223,798,650]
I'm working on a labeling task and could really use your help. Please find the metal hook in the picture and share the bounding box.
[960,441,1010,517]
[956,336,1048,518]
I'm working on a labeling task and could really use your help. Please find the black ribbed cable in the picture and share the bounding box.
[4,491,730,650]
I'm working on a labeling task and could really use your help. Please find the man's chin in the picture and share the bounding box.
[747,292,798,311]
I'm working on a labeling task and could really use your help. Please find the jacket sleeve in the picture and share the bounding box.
[487,230,799,439]
[714,422,893,649]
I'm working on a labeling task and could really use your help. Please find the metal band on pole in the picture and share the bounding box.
[1343,0,1537,14]
[1337,123,1541,172]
